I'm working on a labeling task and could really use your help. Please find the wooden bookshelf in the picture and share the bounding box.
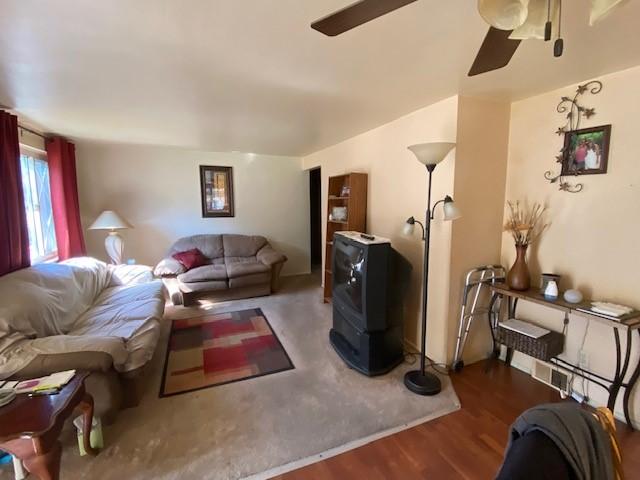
[323,172,367,303]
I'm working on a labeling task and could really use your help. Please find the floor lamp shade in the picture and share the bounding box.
[88,210,132,264]
[407,143,456,167]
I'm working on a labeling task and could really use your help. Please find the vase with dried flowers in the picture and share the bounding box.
[504,201,548,291]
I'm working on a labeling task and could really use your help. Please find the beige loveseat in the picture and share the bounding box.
[0,258,165,422]
[154,234,287,306]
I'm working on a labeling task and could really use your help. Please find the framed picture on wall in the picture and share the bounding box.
[200,165,235,217]
[561,125,611,176]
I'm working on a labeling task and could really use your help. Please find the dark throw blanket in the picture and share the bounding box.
[496,403,614,480]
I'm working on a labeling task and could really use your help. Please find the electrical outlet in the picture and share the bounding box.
[578,350,589,369]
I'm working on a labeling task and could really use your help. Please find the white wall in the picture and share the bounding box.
[75,142,310,276]
[503,65,640,425]
[303,96,459,363]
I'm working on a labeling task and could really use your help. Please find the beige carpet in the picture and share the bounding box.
[0,274,460,480]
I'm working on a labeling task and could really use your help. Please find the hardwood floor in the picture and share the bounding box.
[274,361,640,479]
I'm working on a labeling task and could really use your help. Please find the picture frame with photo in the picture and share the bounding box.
[200,165,234,217]
[561,125,611,176]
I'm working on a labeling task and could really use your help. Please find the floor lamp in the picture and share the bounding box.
[403,142,461,396]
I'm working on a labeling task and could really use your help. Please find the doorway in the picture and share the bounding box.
[309,167,322,269]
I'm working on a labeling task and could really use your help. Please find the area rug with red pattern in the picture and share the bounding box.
[160,308,294,397]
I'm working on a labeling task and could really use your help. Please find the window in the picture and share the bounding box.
[20,147,58,262]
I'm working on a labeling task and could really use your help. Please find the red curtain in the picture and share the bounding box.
[0,111,30,275]
[47,137,86,260]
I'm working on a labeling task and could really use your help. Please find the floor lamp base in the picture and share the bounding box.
[404,370,442,396]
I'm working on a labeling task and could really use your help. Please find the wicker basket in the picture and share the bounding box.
[498,324,564,361]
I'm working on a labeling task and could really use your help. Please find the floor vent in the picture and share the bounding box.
[531,359,570,395]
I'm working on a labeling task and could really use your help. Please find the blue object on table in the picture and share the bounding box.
[0,450,12,465]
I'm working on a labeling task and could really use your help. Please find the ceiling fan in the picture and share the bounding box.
[311,0,627,76]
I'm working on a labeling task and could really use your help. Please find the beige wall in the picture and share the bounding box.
[503,65,640,425]
[448,97,511,364]
[303,96,459,363]
[302,95,512,365]
[75,142,310,276]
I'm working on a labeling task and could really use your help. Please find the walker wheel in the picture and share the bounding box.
[453,360,464,372]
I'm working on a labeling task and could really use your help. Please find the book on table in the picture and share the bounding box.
[576,302,639,322]
[0,370,76,395]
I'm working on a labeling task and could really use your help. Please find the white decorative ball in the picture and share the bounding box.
[564,289,583,304]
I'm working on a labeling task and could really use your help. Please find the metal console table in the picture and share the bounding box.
[490,283,640,429]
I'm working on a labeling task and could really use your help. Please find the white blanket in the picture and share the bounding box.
[0,257,164,379]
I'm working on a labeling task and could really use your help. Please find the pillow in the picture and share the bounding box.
[172,249,207,270]
[153,258,187,277]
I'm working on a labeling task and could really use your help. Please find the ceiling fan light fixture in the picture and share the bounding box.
[509,0,558,40]
[478,0,530,31]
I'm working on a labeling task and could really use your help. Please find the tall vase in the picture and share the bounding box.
[507,244,531,291]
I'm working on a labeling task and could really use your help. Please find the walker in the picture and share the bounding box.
[452,265,506,372]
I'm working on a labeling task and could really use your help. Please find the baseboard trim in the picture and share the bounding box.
[402,338,449,367]
[243,401,461,480]
[281,269,312,277]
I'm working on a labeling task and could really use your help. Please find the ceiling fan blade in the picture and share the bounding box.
[468,27,522,76]
[311,0,418,36]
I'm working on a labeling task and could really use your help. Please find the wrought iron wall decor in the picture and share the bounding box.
[544,80,603,193]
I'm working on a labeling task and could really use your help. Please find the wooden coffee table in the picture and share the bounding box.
[0,371,97,480]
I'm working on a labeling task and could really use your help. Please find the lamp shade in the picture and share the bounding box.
[403,217,416,236]
[510,0,557,39]
[88,210,133,231]
[478,0,529,30]
[407,143,456,167]
[443,197,462,221]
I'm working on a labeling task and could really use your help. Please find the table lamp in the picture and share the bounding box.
[88,210,133,264]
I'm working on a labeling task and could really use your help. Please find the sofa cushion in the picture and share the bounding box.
[75,285,164,334]
[226,260,270,278]
[89,280,165,308]
[177,264,227,283]
[179,280,228,293]
[223,235,268,258]
[154,257,187,277]
[68,280,164,372]
[169,235,224,260]
[229,272,271,289]
[256,245,287,266]
[15,351,114,378]
[0,258,114,341]
[224,256,260,266]
[110,264,156,286]
[172,248,208,270]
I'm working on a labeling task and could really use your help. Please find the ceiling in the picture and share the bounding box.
[1,1,639,156]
